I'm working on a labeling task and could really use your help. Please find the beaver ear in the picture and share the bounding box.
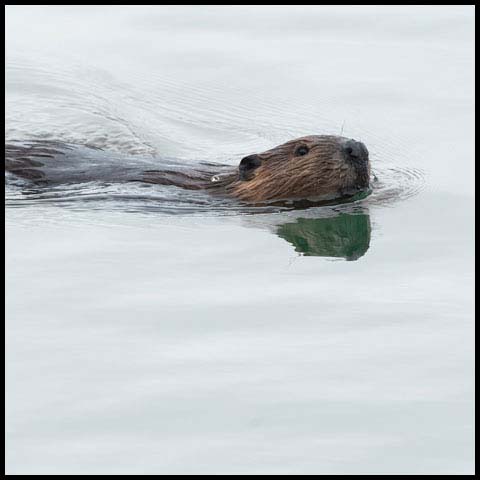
[239,154,262,180]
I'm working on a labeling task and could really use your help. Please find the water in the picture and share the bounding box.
[5,6,474,475]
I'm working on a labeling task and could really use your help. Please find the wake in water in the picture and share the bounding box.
[5,54,425,219]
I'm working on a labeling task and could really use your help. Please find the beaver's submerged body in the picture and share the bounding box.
[5,135,370,203]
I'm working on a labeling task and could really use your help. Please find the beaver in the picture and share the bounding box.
[5,135,370,203]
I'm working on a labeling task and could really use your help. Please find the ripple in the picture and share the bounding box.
[369,165,426,205]
[5,181,285,216]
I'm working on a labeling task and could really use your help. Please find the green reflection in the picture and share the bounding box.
[276,213,371,261]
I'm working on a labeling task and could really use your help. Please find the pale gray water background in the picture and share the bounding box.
[5,6,474,475]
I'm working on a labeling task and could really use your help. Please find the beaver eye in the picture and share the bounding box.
[295,145,309,156]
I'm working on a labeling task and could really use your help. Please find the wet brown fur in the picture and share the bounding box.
[201,135,370,202]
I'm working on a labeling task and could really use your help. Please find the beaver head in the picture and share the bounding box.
[226,135,370,203]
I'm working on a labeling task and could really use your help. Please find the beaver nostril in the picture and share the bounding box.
[343,140,368,163]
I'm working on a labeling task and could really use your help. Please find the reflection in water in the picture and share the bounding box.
[276,213,371,260]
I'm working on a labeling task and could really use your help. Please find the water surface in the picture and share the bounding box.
[5,5,474,475]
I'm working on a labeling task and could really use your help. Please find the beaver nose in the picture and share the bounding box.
[343,140,369,164]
